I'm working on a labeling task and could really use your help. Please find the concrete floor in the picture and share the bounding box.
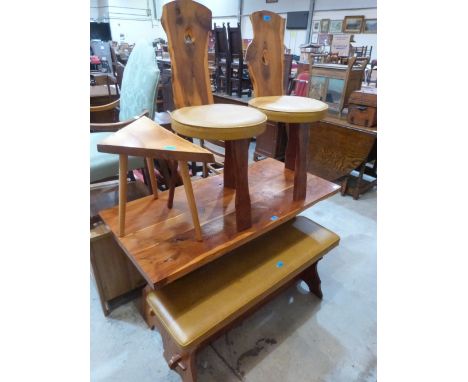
[91,188,377,382]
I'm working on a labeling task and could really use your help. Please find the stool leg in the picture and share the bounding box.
[118,154,128,237]
[178,161,203,241]
[223,141,236,188]
[285,123,298,171]
[167,160,178,209]
[293,125,309,201]
[231,139,251,231]
[145,157,158,199]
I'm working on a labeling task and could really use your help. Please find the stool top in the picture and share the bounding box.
[170,104,267,140]
[248,95,328,123]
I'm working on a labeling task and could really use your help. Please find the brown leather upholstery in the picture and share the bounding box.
[146,216,339,348]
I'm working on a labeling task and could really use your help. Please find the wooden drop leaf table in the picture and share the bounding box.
[99,158,340,290]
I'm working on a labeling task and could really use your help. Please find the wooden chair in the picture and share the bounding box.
[246,10,328,201]
[90,41,160,193]
[212,23,229,93]
[143,216,340,382]
[226,22,252,97]
[161,0,267,232]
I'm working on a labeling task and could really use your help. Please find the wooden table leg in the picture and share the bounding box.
[285,123,299,171]
[231,139,252,231]
[146,157,159,199]
[223,141,236,188]
[178,161,203,241]
[119,154,128,237]
[293,125,309,201]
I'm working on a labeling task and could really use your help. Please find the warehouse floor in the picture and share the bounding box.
[91,187,377,382]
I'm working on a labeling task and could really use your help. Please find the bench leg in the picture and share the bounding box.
[142,285,157,329]
[301,259,323,299]
[143,287,198,381]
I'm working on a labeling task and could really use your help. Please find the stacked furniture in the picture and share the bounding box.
[212,23,230,94]
[96,2,343,381]
[226,22,252,97]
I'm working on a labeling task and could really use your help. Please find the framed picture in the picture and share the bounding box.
[320,19,330,33]
[343,16,365,33]
[363,19,377,33]
[311,33,318,43]
[312,20,320,33]
[317,33,333,46]
[329,20,343,33]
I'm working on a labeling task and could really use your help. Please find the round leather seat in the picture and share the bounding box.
[248,95,328,123]
[170,104,267,140]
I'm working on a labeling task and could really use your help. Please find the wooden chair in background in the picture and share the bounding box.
[90,41,161,197]
[213,23,230,93]
[226,22,252,97]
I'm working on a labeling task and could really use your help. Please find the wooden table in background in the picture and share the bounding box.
[213,92,376,198]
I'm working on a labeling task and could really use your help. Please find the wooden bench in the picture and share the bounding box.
[143,216,340,381]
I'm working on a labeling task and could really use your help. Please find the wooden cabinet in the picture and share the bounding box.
[91,220,146,316]
[308,62,365,114]
[254,121,287,161]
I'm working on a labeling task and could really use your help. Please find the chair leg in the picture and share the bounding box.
[118,154,128,237]
[202,162,209,178]
[284,123,297,171]
[178,161,203,241]
[231,139,252,231]
[145,157,159,199]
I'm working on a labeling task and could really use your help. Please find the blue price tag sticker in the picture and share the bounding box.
[270,215,279,221]
[164,145,176,150]
[276,261,284,268]
[263,15,271,21]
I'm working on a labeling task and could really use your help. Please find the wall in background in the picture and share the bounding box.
[89,0,376,59]
[312,6,377,60]
[241,0,310,56]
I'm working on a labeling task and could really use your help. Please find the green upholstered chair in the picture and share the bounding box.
[90,40,160,183]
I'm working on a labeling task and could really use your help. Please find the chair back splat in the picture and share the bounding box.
[245,11,285,97]
[119,40,160,121]
[161,0,213,108]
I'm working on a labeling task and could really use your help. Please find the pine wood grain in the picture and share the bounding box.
[99,158,340,288]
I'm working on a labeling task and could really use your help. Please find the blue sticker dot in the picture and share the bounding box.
[270,215,278,221]
[263,15,271,21]
[276,261,284,268]
[164,145,176,150]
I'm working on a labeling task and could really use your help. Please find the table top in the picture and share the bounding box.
[99,158,340,289]
[323,114,377,136]
[170,104,267,140]
[248,96,328,124]
[97,116,214,163]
